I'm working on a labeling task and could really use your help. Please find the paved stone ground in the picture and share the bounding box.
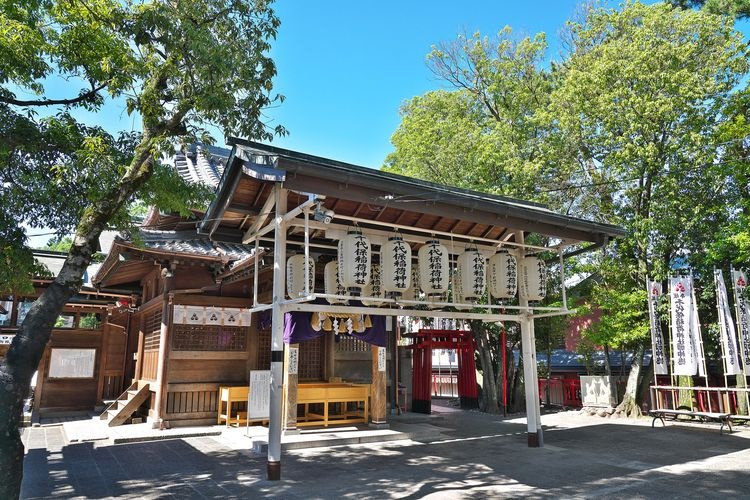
[20,404,750,499]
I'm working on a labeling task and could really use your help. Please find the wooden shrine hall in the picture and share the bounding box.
[188,139,624,480]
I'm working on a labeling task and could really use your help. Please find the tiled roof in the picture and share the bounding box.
[169,144,231,188]
[138,229,254,261]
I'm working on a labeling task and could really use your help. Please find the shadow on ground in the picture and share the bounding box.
[21,411,750,499]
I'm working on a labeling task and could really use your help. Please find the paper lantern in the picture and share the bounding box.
[338,230,371,295]
[286,254,315,299]
[522,256,547,301]
[382,236,412,298]
[457,249,486,302]
[489,252,517,299]
[400,267,421,302]
[418,239,449,297]
[361,264,384,306]
[324,261,348,304]
[451,267,471,311]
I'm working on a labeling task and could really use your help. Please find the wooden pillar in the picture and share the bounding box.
[31,347,49,422]
[283,343,299,432]
[153,268,175,427]
[96,322,111,403]
[134,313,146,382]
[268,184,286,481]
[370,344,387,427]
[515,230,543,447]
[388,317,399,414]
[324,330,335,380]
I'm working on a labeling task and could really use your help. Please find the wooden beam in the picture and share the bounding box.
[227,204,259,216]
[282,173,605,243]
[243,189,277,243]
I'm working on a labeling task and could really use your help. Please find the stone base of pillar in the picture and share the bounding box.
[282,428,300,436]
[267,461,281,481]
[527,432,540,447]
[368,421,390,429]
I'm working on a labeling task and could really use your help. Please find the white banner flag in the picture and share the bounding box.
[731,270,750,372]
[715,270,742,375]
[670,277,701,376]
[647,281,669,375]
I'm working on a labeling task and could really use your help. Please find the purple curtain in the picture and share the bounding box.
[283,311,386,347]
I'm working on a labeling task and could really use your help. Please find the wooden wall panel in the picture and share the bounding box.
[166,389,218,415]
[40,379,98,410]
[104,327,127,371]
[167,358,247,384]
[141,351,159,381]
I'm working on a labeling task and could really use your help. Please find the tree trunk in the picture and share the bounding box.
[736,373,748,415]
[511,354,524,413]
[616,343,645,417]
[0,247,94,498]
[604,344,612,376]
[473,323,499,413]
[0,137,155,500]
[637,357,654,411]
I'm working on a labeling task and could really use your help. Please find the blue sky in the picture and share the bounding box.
[33,1,749,169]
[31,1,598,169]
[265,0,588,168]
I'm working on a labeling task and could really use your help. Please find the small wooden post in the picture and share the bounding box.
[370,344,387,426]
[153,268,175,427]
[134,313,146,382]
[96,322,111,403]
[283,343,299,432]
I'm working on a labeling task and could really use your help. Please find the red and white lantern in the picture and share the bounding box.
[338,230,371,295]
[522,256,547,301]
[324,261,348,304]
[286,254,315,299]
[457,249,486,302]
[489,252,517,299]
[418,239,449,298]
[381,236,411,298]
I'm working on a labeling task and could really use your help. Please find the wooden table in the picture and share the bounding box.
[217,386,249,427]
[297,382,370,427]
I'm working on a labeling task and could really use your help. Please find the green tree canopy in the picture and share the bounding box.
[0,0,283,496]
[384,28,555,204]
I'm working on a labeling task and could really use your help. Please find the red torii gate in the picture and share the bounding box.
[407,329,478,414]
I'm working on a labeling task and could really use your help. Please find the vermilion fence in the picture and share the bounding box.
[538,377,582,408]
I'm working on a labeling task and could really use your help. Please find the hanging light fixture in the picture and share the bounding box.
[361,264,383,306]
[324,261,348,304]
[451,265,471,311]
[286,254,315,299]
[418,239,449,299]
[457,248,486,303]
[338,229,371,296]
[523,256,547,301]
[382,235,411,298]
[489,251,517,299]
[400,266,421,302]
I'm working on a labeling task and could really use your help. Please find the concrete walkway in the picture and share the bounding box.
[21,402,750,499]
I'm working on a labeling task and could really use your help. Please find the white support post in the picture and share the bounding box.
[267,184,287,480]
[515,230,543,447]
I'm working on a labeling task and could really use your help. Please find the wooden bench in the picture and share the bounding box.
[729,414,750,425]
[297,383,370,427]
[649,409,732,435]
[217,386,249,427]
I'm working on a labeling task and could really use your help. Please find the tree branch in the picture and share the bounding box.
[1,82,108,107]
